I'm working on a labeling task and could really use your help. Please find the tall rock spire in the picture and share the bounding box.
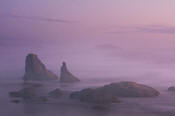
[60,62,80,82]
[23,53,58,81]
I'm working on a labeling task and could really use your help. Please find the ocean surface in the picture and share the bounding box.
[1,78,175,116]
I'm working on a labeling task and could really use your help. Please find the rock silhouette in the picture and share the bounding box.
[60,62,80,82]
[9,88,36,99]
[168,86,175,91]
[48,89,63,98]
[23,53,58,81]
[70,88,120,104]
[9,88,48,102]
[101,81,160,97]
[70,81,159,103]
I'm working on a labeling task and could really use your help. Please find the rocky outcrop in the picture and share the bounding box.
[70,88,120,104]
[168,86,175,91]
[9,88,36,99]
[23,53,58,81]
[11,99,21,104]
[70,81,159,104]
[101,81,160,97]
[48,89,63,98]
[9,87,48,102]
[60,62,80,83]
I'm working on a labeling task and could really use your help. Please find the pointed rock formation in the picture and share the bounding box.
[60,62,80,82]
[23,53,58,81]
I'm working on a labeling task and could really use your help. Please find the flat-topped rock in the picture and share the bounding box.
[102,81,160,97]
[168,86,175,91]
[70,81,159,104]
[60,62,80,83]
[23,53,58,81]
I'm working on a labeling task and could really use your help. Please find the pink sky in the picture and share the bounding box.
[1,0,175,84]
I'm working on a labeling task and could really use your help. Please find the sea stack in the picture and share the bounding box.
[60,62,80,83]
[23,53,58,81]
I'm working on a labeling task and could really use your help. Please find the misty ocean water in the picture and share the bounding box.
[1,0,175,116]
[1,78,175,116]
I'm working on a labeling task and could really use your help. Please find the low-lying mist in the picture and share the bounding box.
[1,51,175,88]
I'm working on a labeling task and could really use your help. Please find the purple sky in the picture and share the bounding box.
[1,0,175,84]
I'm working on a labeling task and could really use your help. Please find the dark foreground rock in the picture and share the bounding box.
[9,88,36,99]
[24,53,58,81]
[48,89,63,98]
[60,62,80,83]
[70,88,120,104]
[101,81,160,97]
[168,86,175,91]
[9,88,49,103]
[9,86,65,103]
[11,99,21,104]
[70,81,159,104]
